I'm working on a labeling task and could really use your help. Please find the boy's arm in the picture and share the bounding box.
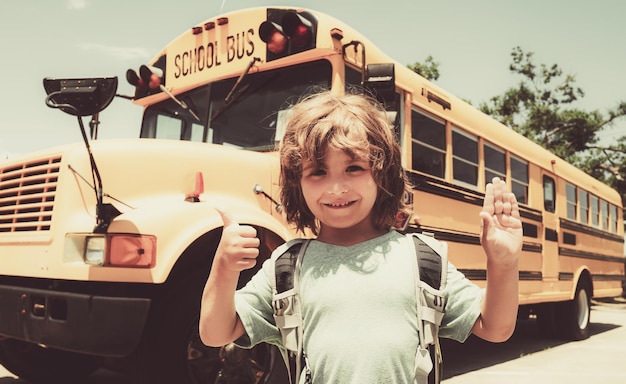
[472,177,523,342]
[199,208,260,347]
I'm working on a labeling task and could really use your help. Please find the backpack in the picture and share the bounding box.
[270,232,448,384]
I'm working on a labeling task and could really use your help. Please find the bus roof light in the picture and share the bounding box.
[282,12,313,49]
[126,69,144,88]
[259,21,288,55]
[331,28,344,40]
[139,65,163,90]
[259,9,317,61]
[126,56,166,99]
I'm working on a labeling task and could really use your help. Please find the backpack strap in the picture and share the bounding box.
[270,238,311,384]
[406,233,447,384]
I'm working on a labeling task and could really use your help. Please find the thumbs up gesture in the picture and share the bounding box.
[214,207,260,272]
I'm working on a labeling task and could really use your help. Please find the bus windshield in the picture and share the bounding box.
[140,60,331,151]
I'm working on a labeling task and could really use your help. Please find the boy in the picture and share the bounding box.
[200,91,522,383]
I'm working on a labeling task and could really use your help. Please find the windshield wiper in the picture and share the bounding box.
[211,57,260,122]
[159,85,201,122]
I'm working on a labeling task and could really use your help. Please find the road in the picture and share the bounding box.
[442,297,626,384]
[0,298,625,384]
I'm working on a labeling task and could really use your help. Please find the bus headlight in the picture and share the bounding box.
[65,233,156,268]
[85,236,106,266]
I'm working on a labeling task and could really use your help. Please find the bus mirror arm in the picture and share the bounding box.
[43,77,123,233]
[115,93,135,101]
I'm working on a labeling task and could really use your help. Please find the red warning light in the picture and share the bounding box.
[126,62,165,99]
[126,69,144,88]
[258,10,317,61]
[259,22,288,55]
[282,12,313,49]
[139,65,163,90]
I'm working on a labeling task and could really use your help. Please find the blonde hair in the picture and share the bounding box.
[279,91,411,234]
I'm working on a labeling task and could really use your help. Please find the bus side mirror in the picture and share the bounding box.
[43,77,118,116]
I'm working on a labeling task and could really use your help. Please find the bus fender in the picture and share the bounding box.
[570,266,593,300]
[105,194,291,284]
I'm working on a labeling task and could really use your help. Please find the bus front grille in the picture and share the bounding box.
[0,156,61,232]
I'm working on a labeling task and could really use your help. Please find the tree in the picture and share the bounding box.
[478,46,626,201]
[408,55,440,81]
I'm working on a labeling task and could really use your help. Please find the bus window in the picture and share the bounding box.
[141,60,331,150]
[543,176,556,213]
[411,110,445,178]
[152,116,206,142]
[452,128,478,187]
[208,60,330,149]
[591,194,600,227]
[566,182,577,220]
[579,189,589,224]
[141,84,211,142]
[610,204,618,233]
[484,143,506,183]
[155,115,184,140]
[345,66,362,90]
[601,199,609,230]
[190,123,205,142]
[510,155,528,204]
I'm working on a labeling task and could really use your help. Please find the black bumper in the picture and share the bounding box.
[0,284,151,357]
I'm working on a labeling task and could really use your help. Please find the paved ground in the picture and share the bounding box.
[442,297,626,384]
[0,297,625,383]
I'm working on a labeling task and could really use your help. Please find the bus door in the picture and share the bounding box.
[542,173,559,284]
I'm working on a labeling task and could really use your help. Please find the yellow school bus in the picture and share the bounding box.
[0,6,623,384]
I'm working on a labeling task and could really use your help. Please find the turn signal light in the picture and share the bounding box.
[82,234,156,268]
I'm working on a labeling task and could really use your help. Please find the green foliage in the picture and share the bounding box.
[408,55,440,81]
[478,46,626,202]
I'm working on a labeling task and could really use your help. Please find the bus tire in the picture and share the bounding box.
[130,253,221,384]
[131,235,278,384]
[0,338,99,383]
[556,282,591,341]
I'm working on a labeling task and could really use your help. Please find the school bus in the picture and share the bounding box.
[0,6,623,384]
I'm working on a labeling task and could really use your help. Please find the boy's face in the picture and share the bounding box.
[300,147,380,241]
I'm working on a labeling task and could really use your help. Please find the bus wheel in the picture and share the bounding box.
[131,267,278,384]
[556,282,591,341]
[0,338,99,383]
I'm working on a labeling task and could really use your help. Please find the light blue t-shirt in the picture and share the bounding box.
[235,230,484,383]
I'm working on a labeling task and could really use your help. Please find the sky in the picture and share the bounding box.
[1,0,625,160]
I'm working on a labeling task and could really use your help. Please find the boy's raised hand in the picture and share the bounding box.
[214,207,260,272]
[479,177,523,265]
